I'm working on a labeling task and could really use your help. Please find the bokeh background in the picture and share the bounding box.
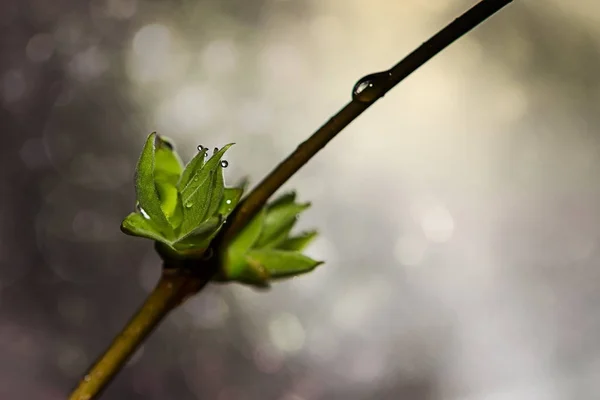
[2,0,600,398]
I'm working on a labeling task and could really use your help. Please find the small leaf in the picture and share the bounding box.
[245,249,323,279]
[154,136,183,178]
[224,208,266,279]
[205,163,224,219]
[120,212,171,244]
[154,136,184,224]
[134,133,174,238]
[218,187,243,217]
[178,147,206,191]
[179,144,233,236]
[277,230,318,251]
[255,201,311,248]
[237,257,271,287]
[174,215,223,247]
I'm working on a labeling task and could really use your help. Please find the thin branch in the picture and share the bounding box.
[219,0,514,245]
[68,269,210,400]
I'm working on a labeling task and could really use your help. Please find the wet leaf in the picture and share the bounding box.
[134,133,174,239]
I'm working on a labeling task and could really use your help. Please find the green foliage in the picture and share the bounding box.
[121,133,235,258]
[220,191,322,287]
[121,133,322,285]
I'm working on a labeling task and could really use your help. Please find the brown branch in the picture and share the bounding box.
[68,269,210,400]
[218,0,514,245]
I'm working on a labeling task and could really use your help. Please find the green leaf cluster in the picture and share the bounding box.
[220,191,322,287]
[121,133,240,259]
[121,133,322,287]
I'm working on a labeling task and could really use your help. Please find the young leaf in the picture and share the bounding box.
[255,201,311,248]
[154,136,183,178]
[178,147,206,191]
[277,230,318,252]
[224,207,266,279]
[218,187,243,217]
[179,144,233,235]
[205,164,224,220]
[120,212,171,244]
[237,257,271,287]
[134,133,174,238]
[154,136,184,223]
[173,215,223,247]
[245,249,323,279]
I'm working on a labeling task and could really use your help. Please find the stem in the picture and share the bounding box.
[68,269,209,400]
[220,0,513,243]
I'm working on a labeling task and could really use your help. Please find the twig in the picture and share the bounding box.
[69,1,513,397]
[68,269,210,400]
[219,0,513,244]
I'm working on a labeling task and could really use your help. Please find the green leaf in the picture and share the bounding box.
[134,133,174,239]
[224,207,266,279]
[277,230,318,251]
[236,257,271,287]
[205,164,224,220]
[245,249,323,279]
[255,201,311,248]
[178,147,206,191]
[154,136,183,178]
[154,136,184,226]
[179,144,234,236]
[120,212,171,244]
[219,187,243,217]
[173,215,223,249]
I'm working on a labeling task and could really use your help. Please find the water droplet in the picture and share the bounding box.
[213,147,218,155]
[185,201,193,208]
[197,145,204,152]
[226,199,232,205]
[220,160,229,168]
[136,202,151,220]
[83,375,91,382]
[352,71,390,103]
[192,174,199,181]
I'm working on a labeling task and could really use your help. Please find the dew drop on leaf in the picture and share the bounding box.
[185,201,193,208]
[136,202,151,220]
[220,160,229,168]
[197,145,204,152]
[352,71,389,103]
[226,199,232,205]
[213,147,218,155]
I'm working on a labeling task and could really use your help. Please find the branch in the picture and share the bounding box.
[219,0,514,245]
[68,269,210,400]
[69,0,513,398]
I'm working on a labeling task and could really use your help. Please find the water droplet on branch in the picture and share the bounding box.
[352,71,390,103]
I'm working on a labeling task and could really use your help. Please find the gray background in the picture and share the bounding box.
[1,0,600,399]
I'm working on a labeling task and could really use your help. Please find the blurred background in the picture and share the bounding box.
[1,0,600,398]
